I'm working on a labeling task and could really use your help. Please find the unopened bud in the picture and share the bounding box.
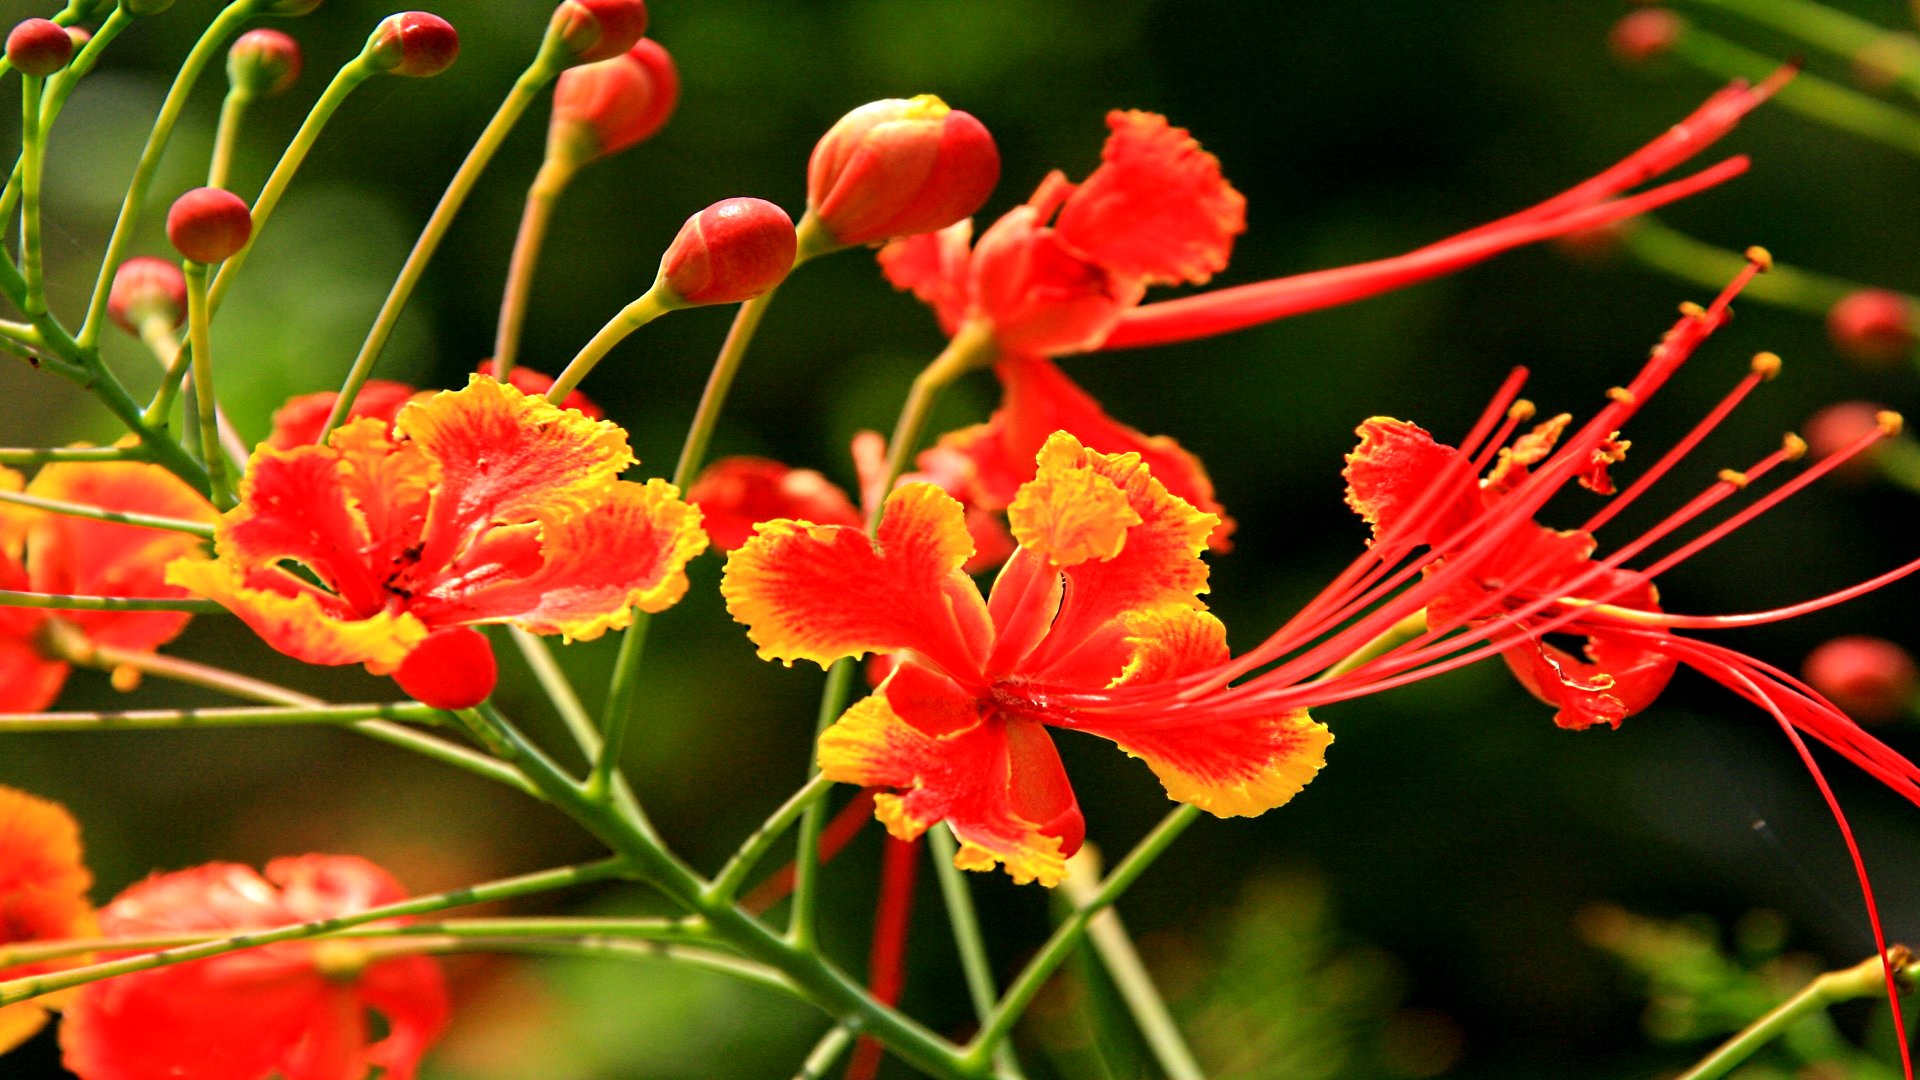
[166,187,253,264]
[659,197,797,306]
[228,29,302,96]
[806,95,1000,248]
[1805,635,1917,724]
[368,12,459,78]
[1609,9,1683,64]
[1804,400,1888,480]
[7,19,73,76]
[1827,288,1916,365]
[108,257,189,336]
[550,38,678,164]
[556,0,647,64]
[393,627,498,710]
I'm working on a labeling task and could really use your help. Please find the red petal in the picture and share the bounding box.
[687,456,861,550]
[1054,111,1245,287]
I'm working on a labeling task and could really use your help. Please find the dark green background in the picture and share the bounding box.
[5,0,1920,1076]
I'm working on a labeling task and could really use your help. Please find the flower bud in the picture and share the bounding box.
[1805,635,1917,724]
[228,29,302,96]
[108,257,189,336]
[1827,288,1916,365]
[549,38,678,164]
[7,19,74,76]
[556,0,647,65]
[659,197,797,306]
[1609,9,1683,64]
[1804,400,1890,481]
[393,627,498,711]
[166,187,253,264]
[368,12,459,78]
[806,95,1000,248]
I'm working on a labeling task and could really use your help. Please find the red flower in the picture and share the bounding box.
[2,461,218,712]
[1,784,96,1056]
[549,38,678,163]
[723,431,1330,886]
[60,855,449,1080]
[266,364,600,450]
[170,376,706,682]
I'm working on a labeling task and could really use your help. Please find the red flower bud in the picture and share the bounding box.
[1827,288,1916,366]
[556,0,647,64]
[166,187,252,264]
[1804,400,1891,481]
[228,29,302,97]
[807,95,1000,248]
[1609,9,1683,64]
[660,197,796,306]
[393,627,498,711]
[108,257,189,336]
[550,38,679,163]
[1804,635,1917,724]
[7,19,74,76]
[368,12,459,78]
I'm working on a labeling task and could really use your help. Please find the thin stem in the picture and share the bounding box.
[0,591,219,612]
[0,486,213,536]
[493,154,578,379]
[931,828,1029,1080]
[795,1025,858,1079]
[1061,849,1205,1080]
[136,310,249,472]
[545,285,675,404]
[789,658,856,949]
[1669,24,1920,158]
[0,445,142,466]
[0,7,133,224]
[870,321,1000,526]
[0,861,630,1008]
[18,75,48,316]
[1676,951,1919,1080]
[208,86,253,189]
[708,773,837,904]
[1679,0,1920,96]
[587,608,650,802]
[326,29,575,437]
[182,263,233,507]
[0,701,440,733]
[78,0,258,349]
[508,627,646,820]
[1621,216,1858,316]
[670,288,779,488]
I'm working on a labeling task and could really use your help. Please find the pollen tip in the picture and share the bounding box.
[1877,410,1905,436]
[1717,468,1750,488]
[1606,386,1637,406]
[1782,432,1807,460]
[1508,399,1536,422]
[1679,300,1708,320]
[1750,351,1782,379]
[1744,246,1774,272]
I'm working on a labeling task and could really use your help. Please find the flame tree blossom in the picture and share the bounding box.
[265,362,600,451]
[169,376,707,684]
[0,785,96,1056]
[722,431,1332,886]
[60,855,449,1080]
[883,77,1788,546]
[1,461,218,711]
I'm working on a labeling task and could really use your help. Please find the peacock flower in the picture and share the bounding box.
[265,364,600,450]
[722,431,1332,886]
[0,784,96,1057]
[168,376,706,698]
[59,855,449,1080]
[1,461,218,712]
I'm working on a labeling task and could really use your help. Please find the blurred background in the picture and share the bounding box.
[6,0,1920,1076]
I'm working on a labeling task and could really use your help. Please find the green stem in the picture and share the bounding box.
[1676,952,1919,1080]
[208,86,253,189]
[1875,437,1920,493]
[140,313,192,425]
[795,1026,858,1079]
[586,608,651,803]
[508,627,645,820]
[1669,24,1920,158]
[1060,849,1205,1080]
[669,288,779,488]
[399,936,800,999]
[931,828,1029,1080]
[869,321,1000,528]
[0,590,218,612]
[18,75,48,316]
[0,486,213,536]
[1621,217,1864,316]
[1678,0,1920,96]
[0,701,440,733]
[545,285,675,404]
[0,7,133,224]
[788,658,856,949]
[707,773,836,904]
[182,262,233,507]
[493,154,578,380]
[0,445,142,466]
[325,29,575,437]
[0,860,630,1008]
[78,0,258,349]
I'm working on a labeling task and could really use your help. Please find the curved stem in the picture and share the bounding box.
[1676,951,1919,1080]
[508,627,644,820]
[869,321,999,527]
[18,75,48,316]
[1061,849,1205,1080]
[1680,0,1920,97]
[708,773,836,904]
[586,607,650,802]
[1621,217,1859,317]
[78,0,258,349]
[493,154,577,379]
[182,263,233,506]
[325,31,573,437]
[0,485,213,536]
[1669,24,1920,158]
[545,285,674,403]
[208,86,253,189]
[931,828,1029,1080]
[788,658,856,949]
[796,1025,858,1079]
[670,288,779,488]
[0,7,133,223]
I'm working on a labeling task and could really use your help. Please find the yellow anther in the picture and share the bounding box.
[1679,301,1708,320]
[1781,432,1807,460]
[1745,246,1774,272]
[1717,468,1750,488]
[1878,410,1906,436]
[1508,399,1537,422]
[1606,386,1637,405]
[1750,351,1782,379]
[109,665,142,693]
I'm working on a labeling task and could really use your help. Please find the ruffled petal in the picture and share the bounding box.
[818,693,1070,886]
[970,207,1137,356]
[1343,417,1481,547]
[476,360,603,419]
[1503,630,1679,731]
[877,220,974,336]
[0,785,97,1055]
[722,483,990,676]
[410,478,708,639]
[1054,110,1246,287]
[687,456,862,550]
[167,559,428,672]
[266,381,418,450]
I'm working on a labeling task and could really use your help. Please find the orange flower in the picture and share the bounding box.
[1,461,218,712]
[722,432,1330,886]
[60,855,449,1080]
[170,376,706,686]
[0,785,96,1056]
[266,364,600,450]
